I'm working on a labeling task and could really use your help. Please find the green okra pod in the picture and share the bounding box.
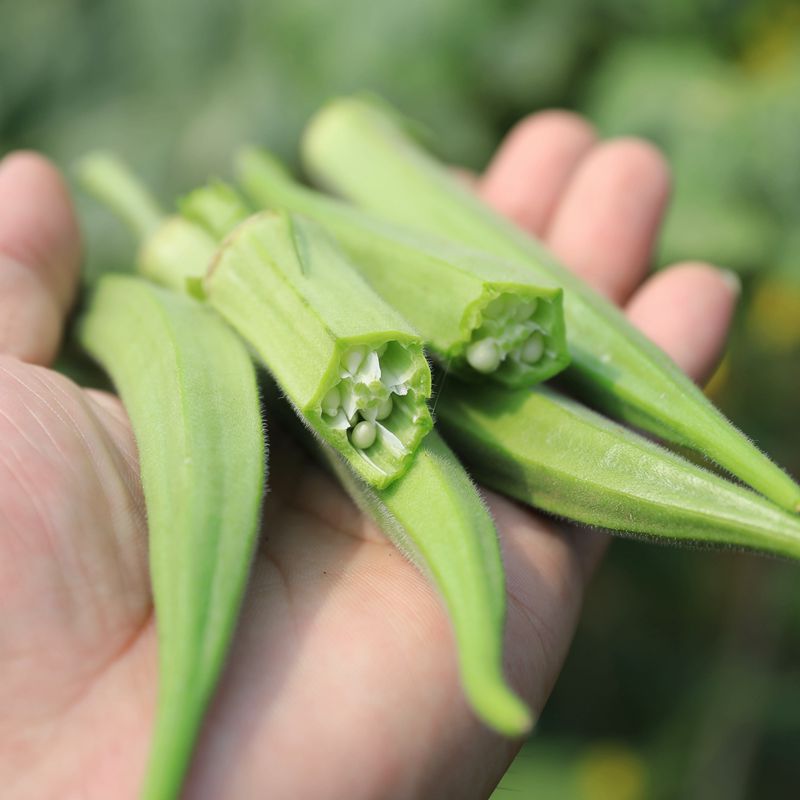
[79,275,266,800]
[236,148,570,387]
[304,424,533,736]
[205,210,433,488]
[438,380,800,559]
[300,95,800,513]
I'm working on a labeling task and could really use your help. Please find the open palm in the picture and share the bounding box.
[0,114,737,800]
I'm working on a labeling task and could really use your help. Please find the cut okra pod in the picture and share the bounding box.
[205,210,433,488]
[79,275,266,800]
[236,149,570,387]
[301,95,800,513]
[438,380,800,559]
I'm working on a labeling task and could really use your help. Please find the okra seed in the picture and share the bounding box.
[520,332,544,364]
[375,395,393,420]
[351,420,377,449]
[466,339,501,373]
[514,299,537,321]
[322,385,341,415]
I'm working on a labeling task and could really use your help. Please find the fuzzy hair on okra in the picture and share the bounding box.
[265,380,533,737]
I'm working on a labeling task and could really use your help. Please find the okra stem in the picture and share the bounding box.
[76,153,218,295]
[179,180,251,240]
[78,155,434,488]
[76,152,164,240]
[301,96,800,513]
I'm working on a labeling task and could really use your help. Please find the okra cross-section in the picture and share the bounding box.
[237,148,569,387]
[206,210,433,488]
[457,288,565,384]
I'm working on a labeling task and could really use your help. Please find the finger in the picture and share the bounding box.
[479,111,596,235]
[544,137,670,303]
[625,261,739,384]
[0,152,81,364]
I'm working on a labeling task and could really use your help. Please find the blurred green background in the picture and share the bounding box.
[3,0,799,797]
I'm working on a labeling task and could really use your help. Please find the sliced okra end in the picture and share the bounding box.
[313,339,433,489]
[454,289,569,387]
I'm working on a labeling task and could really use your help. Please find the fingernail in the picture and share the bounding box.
[720,269,741,296]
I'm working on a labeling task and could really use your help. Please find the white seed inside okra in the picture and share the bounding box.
[466,339,501,374]
[520,332,545,364]
[351,420,377,449]
[322,343,415,449]
[465,293,548,375]
[375,395,393,420]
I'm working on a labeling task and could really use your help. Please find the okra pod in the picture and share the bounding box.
[438,380,800,559]
[301,96,800,513]
[300,420,533,736]
[79,275,266,800]
[236,149,570,387]
[205,211,433,488]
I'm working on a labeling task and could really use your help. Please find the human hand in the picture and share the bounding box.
[0,113,737,800]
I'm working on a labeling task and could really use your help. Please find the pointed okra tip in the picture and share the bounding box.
[467,679,535,738]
